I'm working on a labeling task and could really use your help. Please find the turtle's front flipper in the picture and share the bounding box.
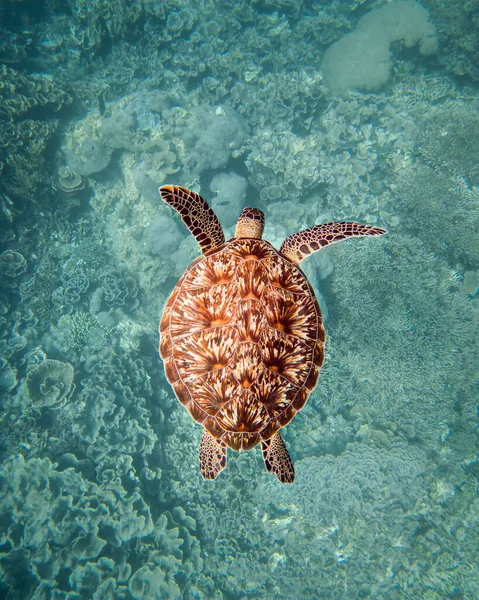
[159,185,225,254]
[200,429,227,480]
[280,222,387,265]
[262,432,295,484]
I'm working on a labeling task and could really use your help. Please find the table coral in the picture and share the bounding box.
[0,250,27,280]
[52,166,86,194]
[25,359,74,409]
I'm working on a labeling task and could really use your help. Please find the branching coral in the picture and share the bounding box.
[326,233,477,443]
[415,102,479,186]
[395,163,479,267]
[53,311,113,356]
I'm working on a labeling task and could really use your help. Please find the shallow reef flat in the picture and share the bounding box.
[0,1,478,598]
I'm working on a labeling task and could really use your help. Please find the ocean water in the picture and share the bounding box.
[0,1,478,599]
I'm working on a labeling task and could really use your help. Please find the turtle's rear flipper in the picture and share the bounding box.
[200,429,227,480]
[262,432,295,484]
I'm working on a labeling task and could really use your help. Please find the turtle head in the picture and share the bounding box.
[235,207,265,239]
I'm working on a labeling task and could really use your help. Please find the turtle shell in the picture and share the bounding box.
[159,238,325,451]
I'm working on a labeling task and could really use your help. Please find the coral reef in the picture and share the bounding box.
[52,166,86,194]
[0,250,27,282]
[425,0,479,82]
[65,138,112,176]
[0,0,478,598]
[209,172,248,228]
[180,105,250,180]
[0,65,72,209]
[133,148,179,203]
[395,164,479,267]
[415,101,479,186]
[0,454,154,598]
[25,359,75,409]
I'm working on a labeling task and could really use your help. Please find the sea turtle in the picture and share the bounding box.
[159,185,386,483]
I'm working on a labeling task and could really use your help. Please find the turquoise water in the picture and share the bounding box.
[0,1,478,598]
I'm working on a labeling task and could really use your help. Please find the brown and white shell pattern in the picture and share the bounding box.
[159,238,326,451]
